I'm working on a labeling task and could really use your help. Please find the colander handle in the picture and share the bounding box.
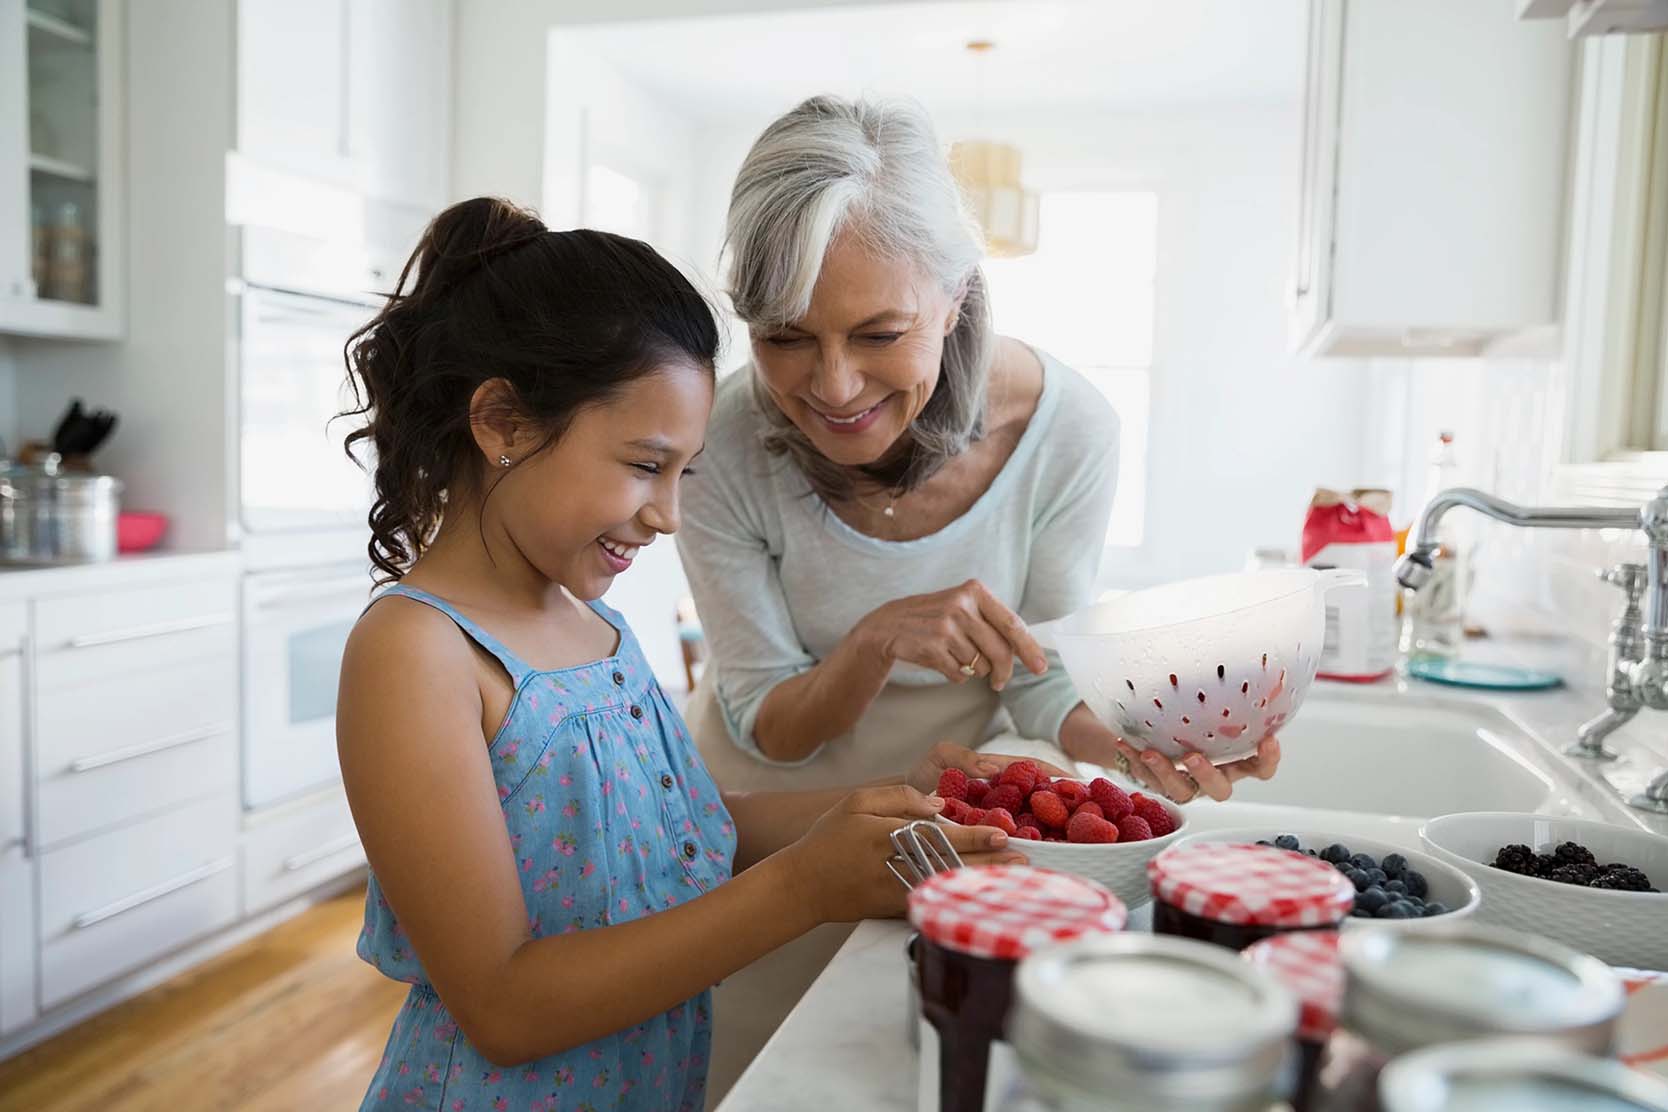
[1315,568,1369,592]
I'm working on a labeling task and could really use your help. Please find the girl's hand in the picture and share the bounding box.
[783,785,1028,924]
[858,580,1048,689]
[904,740,1072,796]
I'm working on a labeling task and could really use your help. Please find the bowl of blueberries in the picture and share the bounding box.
[1169,827,1479,929]
[1420,811,1668,969]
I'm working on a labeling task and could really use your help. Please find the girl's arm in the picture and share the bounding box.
[338,606,1013,1068]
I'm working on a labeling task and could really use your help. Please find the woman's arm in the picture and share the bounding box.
[339,606,1012,1067]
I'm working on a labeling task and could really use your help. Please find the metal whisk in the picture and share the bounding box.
[887,820,964,891]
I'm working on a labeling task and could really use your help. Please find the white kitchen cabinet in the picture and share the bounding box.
[1290,0,1574,357]
[0,0,125,340]
[0,603,23,856]
[241,785,363,916]
[0,845,36,1034]
[237,0,451,212]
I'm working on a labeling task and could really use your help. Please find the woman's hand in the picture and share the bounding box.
[1060,703,1281,803]
[782,785,1028,923]
[858,579,1049,690]
[903,740,1071,796]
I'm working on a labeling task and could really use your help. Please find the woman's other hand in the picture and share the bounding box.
[1060,703,1281,803]
[858,579,1048,690]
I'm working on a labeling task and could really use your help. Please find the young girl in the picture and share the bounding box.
[336,197,1035,1112]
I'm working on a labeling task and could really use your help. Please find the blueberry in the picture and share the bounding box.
[1385,901,1419,919]
[1364,867,1388,886]
[1345,869,1373,892]
[1256,839,1274,847]
[1384,879,1407,896]
[1382,853,1409,877]
[1321,843,1352,864]
[1357,888,1390,914]
[1274,834,1301,852]
[1403,871,1429,899]
[1349,853,1377,871]
[1423,902,1449,917]
[1351,907,1375,918]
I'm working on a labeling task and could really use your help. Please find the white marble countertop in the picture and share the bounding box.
[0,548,239,601]
[718,655,1668,1110]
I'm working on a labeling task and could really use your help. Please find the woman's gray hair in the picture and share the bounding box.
[724,95,994,501]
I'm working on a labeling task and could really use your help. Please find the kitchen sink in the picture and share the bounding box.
[1197,693,1557,819]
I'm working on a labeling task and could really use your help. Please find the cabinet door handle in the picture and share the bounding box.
[0,836,25,854]
[282,833,361,873]
[72,857,235,930]
[65,613,233,650]
[68,723,231,773]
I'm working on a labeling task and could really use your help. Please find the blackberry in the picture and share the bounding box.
[1547,863,1600,886]
[1494,844,1538,875]
[1381,853,1409,877]
[1534,854,1561,877]
[1554,841,1596,866]
[1591,868,1657,893]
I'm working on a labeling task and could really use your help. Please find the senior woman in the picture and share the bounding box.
[679,95,1279,803]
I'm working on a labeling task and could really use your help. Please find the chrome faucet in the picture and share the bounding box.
[1396,486,1668,815]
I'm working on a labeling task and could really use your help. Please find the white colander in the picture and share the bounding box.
[1034,569,1364,764]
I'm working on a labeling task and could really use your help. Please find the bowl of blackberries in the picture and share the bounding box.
[1169,828,1479,929]
[1420,812,1668,969]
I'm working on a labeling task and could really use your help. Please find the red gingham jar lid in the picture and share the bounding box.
[907,865,1128,961]
[1147,843,1354,928]
[1244,929,1344,1041]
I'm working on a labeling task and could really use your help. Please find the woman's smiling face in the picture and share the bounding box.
[751,233,959,470]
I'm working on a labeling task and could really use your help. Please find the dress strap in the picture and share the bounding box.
[373,584,535,688]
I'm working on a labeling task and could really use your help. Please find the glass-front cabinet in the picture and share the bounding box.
[0,0,123,339]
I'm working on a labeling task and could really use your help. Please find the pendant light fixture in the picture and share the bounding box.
[949,39,1039,258]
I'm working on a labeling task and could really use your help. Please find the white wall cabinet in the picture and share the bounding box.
[1291,0,1574,357]
[237,0,452,212]
[0,603,24,857]
[0,603,31,1037]
[0,0,124,340]
[0,846,35,1035]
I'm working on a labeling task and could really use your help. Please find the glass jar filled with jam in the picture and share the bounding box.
[1147,843,1355,951]
[1004,934,1299,1111]
[1310,923,1625,1112]
[1378,1038,1668,1111]
[909,865,1127,1112]
[1244,929,1343,1112]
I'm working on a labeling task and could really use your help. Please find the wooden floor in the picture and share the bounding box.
[0,888,407,1112]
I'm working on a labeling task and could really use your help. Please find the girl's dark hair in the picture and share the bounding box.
[342,197,720,582]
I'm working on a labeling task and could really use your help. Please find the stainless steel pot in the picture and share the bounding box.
[0,453,122,563]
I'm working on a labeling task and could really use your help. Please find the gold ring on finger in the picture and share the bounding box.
[957,650,982,677]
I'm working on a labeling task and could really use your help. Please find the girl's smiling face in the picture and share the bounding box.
[481,360,714,600]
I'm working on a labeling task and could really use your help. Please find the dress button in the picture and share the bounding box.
[612,671,625,685]
[682,841,698,860]
[630,705,644,720]
[660,773,675,790]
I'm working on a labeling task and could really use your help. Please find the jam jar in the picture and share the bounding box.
[1378,1038,1668,1111]
[908,865,1127,1112]
[1003,934,1299,1111]
[1147,842,1354,951]
[1244,930,1343,1112]
[1310,922,1626,1112]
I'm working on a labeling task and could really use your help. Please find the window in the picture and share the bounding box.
[584,162,658,242]
[984,191,1156,547]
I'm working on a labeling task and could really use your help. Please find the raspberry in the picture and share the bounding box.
[964,808,987,826]
[1072,801,1104,821]
[1053,780,1090,809]
[936,768,970,802]
[965,779,991,806]
[1029,790,1070,830]
[1090,778,1133,821]
[1043,834,1066,843]
[1130,793,1176,837]
[984,784,1025,814]
[982,807,1018,836]
[1016,812,1042,831]
[940,798,972,824]
[1014,826,1041,841]
[997,760,1042,795]
[1116,815,1154,843]
[1066,812,1118,844]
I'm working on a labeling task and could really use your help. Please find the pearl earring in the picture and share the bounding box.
[498,454,512,468]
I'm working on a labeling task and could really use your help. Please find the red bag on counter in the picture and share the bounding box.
[1301,490,1395,682]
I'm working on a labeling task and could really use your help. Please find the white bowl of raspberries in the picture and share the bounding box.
[936,760,1187,908]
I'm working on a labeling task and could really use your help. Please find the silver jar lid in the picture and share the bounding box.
[0,454,122,505]
[1339,924,1624,1058]
[1010,934,1297,1108]
[1380,1039,1668,1111]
